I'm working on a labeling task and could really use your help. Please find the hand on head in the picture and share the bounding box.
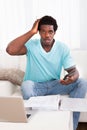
[31,19,40,34]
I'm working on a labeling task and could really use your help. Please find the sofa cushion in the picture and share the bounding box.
[0,68,25,86]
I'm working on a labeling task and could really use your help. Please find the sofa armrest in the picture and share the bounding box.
[0,80,17,96]
[12,86,22,97]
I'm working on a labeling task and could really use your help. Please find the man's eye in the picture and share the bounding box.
[49,32,53,34]
[49,31,53,34]
[42,31,45,33]
[41,31,45,34]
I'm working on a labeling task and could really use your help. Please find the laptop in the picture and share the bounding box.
[0,96,30,123]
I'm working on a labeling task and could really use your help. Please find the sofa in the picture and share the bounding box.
[0,50,87,122]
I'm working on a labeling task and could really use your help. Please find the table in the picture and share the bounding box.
[0,110,73,130]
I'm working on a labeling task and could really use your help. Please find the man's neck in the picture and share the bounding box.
[41,39,55,52]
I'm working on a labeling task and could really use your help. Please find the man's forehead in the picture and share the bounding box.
[40,25,54,29]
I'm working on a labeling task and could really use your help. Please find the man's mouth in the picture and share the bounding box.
[44,39,51,42]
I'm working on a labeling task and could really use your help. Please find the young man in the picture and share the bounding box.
[6,15,87,130]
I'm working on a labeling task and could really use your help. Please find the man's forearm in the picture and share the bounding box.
[64,67,79,81]
[6,30,35,55]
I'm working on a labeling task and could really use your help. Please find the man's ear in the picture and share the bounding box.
[39,31,41,35]
[54,31,56,35]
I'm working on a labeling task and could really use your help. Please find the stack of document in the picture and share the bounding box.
[24,95,60,110]
[60,97,87,112]
[24,95,87,112]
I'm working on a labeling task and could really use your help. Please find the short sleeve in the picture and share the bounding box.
[62,47,75,69]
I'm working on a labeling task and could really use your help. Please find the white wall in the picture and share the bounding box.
[0,0,87,51]
[80,0,87,49]
[19,0,87,50]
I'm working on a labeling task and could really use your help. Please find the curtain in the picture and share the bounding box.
[34,0,80,49]
[0,0,26,51]
[0,0,80,52]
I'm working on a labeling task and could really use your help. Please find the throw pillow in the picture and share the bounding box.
[0,68,25,85]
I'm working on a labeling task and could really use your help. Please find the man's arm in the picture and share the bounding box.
[60,66,79,85]
[6,19,40,55]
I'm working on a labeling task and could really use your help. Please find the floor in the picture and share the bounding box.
[77,123,87,130]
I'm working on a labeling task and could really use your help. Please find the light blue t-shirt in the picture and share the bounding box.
[24,39,75,82]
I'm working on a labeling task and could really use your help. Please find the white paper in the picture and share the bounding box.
[24,96,87,112]
[60,98,87,112]
[24,95,60,110]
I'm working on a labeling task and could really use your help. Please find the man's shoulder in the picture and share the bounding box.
[25,39,40,47]
[27,38,40,44]
[55,40,69,50]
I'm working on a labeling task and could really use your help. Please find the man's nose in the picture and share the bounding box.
[45,32,49,37]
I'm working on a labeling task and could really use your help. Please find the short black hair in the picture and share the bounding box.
[38,15,58,32]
